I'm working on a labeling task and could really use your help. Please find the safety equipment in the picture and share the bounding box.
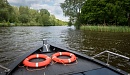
[23,54,51,68]
[52,52,77,64]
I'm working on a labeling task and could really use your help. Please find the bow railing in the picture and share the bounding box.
[92,50,130,65]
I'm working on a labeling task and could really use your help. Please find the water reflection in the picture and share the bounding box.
[0,26,130,72]
[62,29,130,72]
[0,26,68,66]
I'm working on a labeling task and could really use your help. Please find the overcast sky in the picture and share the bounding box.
[7,0,69,21]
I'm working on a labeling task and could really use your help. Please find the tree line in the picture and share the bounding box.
[81,0,130,26]
[60,0,130,29]
[0,0,67,26]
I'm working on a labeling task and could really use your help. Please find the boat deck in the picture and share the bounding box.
[10,52,120,75]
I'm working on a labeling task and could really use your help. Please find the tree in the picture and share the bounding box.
[19,14,29,23]
[28,9,39,25]
[81,0,130,26]
[60,0,86,29]
[121,0,130,26]
[49,15,56,26]
[0,0,13,22]
[0,1,68,26]
[38,9,51,26]
[18,6,30,23]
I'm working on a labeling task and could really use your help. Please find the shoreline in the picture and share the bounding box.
[80,25,130,33]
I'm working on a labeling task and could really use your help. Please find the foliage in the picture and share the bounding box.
[0,0,13,22]
[80,0,130,26]
[0,0,68,26]
[60,0,86,28]
[68,20,72,26]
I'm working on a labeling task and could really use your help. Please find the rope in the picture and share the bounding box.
[63,59,78,66]
[18,64,24,68]
[26,66,46,71]
[52,58,78,66]
[50,60,57,65]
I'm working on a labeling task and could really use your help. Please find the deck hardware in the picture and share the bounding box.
[44,44,49,51]
[92,50,130,65]
[42,39,50,52]
[43,39,47,45]
[106,53,110,65]
[40,49,42,52]
[106,63,109,66]
[117,69,121,72]
[53,48,56,51]
[91,57,94,59]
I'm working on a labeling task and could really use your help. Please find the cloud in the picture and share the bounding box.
[54,0,65,4]
[8,0,25,6]
[30,3,68,21]
[7,0,68,21]
[8,0,21,3]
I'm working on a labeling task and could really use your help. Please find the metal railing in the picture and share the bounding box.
[92,50,130,65]
[0,65,10,72]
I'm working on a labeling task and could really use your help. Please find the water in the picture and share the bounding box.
[0,26,130,73]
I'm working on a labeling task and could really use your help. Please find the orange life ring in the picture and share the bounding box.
[52,52,77,64]
[23,54,51,68]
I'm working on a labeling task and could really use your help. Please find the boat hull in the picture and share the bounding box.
[0,43,128,75]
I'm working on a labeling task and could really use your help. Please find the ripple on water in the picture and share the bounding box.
[0,26,130,72]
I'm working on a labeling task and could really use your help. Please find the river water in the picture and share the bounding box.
[0,26,130,72]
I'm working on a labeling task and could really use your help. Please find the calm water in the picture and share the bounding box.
[0,26,130,72]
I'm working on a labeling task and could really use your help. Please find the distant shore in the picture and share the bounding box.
[0,22,66,27]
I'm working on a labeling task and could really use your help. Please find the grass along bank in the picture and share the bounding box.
[80,25,130,32]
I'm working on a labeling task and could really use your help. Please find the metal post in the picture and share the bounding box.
[42,39,50,52]
[43,39,47,45]
[106,53,110,66]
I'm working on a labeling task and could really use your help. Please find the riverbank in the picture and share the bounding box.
[80,25,130,32]
[0,22,67,27]
[0,22,40,26]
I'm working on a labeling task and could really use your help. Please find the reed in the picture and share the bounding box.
[80,25,130,32]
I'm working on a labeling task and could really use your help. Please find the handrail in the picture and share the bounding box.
[0,65,10,72]
[92,50,130,65]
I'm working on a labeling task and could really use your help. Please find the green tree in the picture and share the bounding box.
[121,0,130,26]
[19,14,29,24]
[60,0,86,29]
[0,0,13,22]
[81,0,130,26]
[18,6,30,23]
[49,15,56,26]
[28,9,39,25]
[38,9,51,26]
[0,1,68,26]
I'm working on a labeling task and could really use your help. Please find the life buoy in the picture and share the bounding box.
[52,52,77,64]
[23,54,51,68]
